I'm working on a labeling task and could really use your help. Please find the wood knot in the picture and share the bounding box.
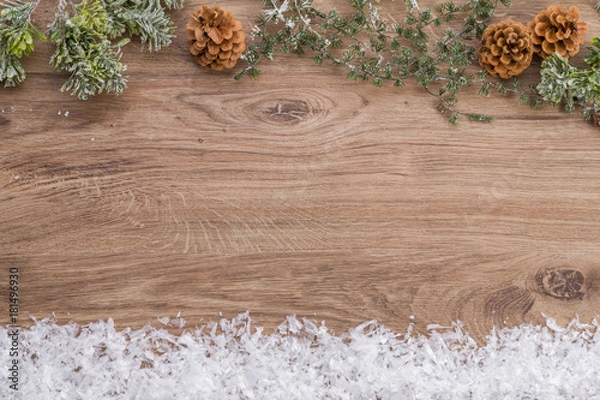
[536,268,585,300]
[0,116,9,127]
[264,100,311,125]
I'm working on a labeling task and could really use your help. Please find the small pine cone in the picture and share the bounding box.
[526,5,588,59]
[186,5,246,71]
[478,20,533,79]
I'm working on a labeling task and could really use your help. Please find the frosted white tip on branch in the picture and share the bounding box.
[264,0,290,23]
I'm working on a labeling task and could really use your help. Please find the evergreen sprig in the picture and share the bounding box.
[48,0,129,100]
[238,0,512,124]
[536,37,600,121]
[0,0,45,87]
[103,0,185,52]
[2,0,182,98]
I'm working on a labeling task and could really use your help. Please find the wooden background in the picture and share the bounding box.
[1,0,599,342]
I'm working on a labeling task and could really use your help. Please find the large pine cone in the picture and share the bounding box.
[526,5,588,59]
[478,20,533,79]
[186,5,246,71]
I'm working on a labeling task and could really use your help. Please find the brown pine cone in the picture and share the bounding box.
[478,20,533,79]
[186,5,246,71]
[526,5,588,59]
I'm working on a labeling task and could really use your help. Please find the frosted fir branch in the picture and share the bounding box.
[48,0,128,100]
[102,0,182,52]
[536,37,600,121]
[239,0,512,125]
[3,0,181,96]
[263,0,291,23]
[143,0,185,10]
[0,0,46,87]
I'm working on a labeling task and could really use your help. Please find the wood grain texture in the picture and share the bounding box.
[1,0,600,342]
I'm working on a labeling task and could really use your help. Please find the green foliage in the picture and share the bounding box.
[0,52,25,87]
[48,0,129,100]
[0,0,46,87]
[238,0,512,124]
[536,37,600,120]
[2,0,182,97]
[102,0,184,52]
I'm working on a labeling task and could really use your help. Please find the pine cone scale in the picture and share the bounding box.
[232,42,245,54]
[207,29,223,44]
[500,53,512,65]
[230,51,243,61]
[189,44,201,56]
[231,20,243,32]
[534,23,550,37]
[546,30,559,43]
[186,19,201,32]
[511,52,524,62]
[221,41,233,52]
[185,29,195,42]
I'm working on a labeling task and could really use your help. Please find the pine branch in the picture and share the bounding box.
[48,0,129,100]
[238,0,512,125]
[102,0,182,52]
[536,37,600,120]
[134,0,185,11]
[0,0,45,87]
[47,0,182,99]
[2,0,182,97]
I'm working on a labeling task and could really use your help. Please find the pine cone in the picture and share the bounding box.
[478,20,533,79]
[186,5,246,71]
[526,5,588,59]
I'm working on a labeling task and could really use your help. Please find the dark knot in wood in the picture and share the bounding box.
[264,100,310,124]
[536,268,585,300]
[0,116,9,127]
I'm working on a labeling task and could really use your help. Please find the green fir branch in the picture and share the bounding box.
[536,37,600,120]
[0,0,45,87]
[2,0,182,96]
[48,0,129,100]
[102,0,183,52]
[238,0,512,125]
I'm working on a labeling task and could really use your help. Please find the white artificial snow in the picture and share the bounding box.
[1,313,599,399]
